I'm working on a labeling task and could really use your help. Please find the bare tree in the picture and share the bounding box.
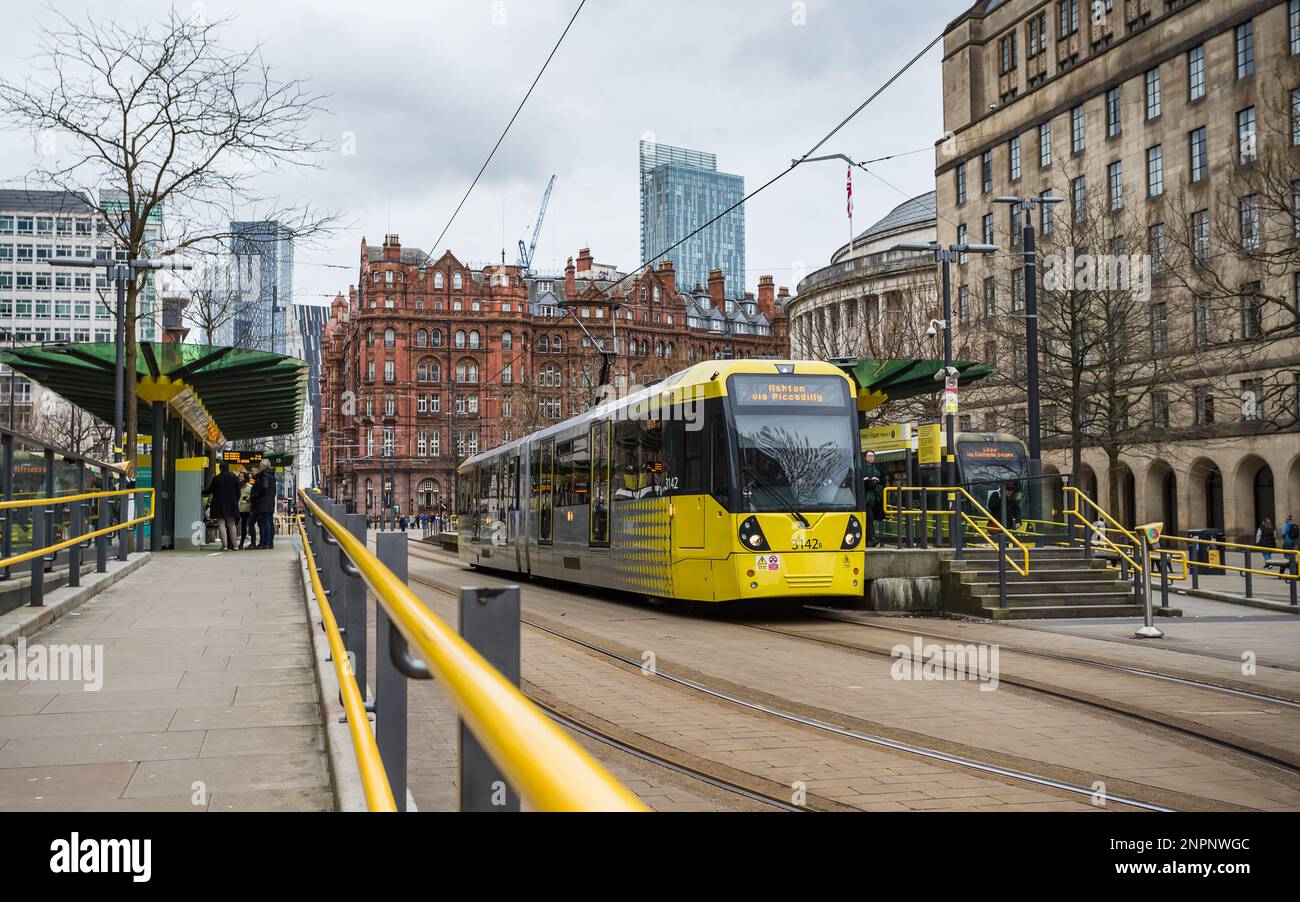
[164,255,265,347]
[30,392,112,459]
[0,7,339,469]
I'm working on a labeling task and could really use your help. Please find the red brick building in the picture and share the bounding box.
[320,235,789,516]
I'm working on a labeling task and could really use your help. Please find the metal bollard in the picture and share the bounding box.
[997,530,1008,609]
[1190,541,1200,590]
[342,513,369,701]
[459,585,521,812]
[919,490,929,550]
[96,496,108,573]
[1291,556,1298,607]
[1159,555,1170,609]
[68,499,82,588]
[1244,549,1253,600]
[116,498,128,562]
[28,507,45,607]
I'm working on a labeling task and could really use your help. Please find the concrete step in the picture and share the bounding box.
[981,604,1148,620]
[968,591,1137,607]
[951,567,1123,582]
[961,580,1130,595]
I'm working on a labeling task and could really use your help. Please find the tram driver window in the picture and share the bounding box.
[614,420,639,500]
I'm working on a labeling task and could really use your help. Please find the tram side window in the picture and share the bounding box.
[555,438,589,507]
[614,420,639,500]
[459,467,475,516]
[639,419,664,497]
[681,417,705,494]
[555,440,573,506]
[539,442,554,544]
[708,414,730,505]
[590,422,610,545]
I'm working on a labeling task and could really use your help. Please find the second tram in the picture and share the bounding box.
[457,359,867,604]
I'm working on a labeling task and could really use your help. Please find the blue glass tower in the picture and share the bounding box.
[639,141,745,297]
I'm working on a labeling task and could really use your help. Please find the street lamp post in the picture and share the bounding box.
[993,195,1064,468]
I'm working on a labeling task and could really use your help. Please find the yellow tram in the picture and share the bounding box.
[457,359,867,604]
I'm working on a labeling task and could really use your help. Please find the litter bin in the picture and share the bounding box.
[1187,528,1226,570]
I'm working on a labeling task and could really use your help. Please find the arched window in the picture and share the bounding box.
[384,328,395,347]
[468,330,480,349]
[666,343,674,358]
[453,272,463,290]
[418,479,439,510]
[455,330,466,349]
[416,329,428,348]
[655,342,663,358]
[502,330,512,350]
[539,335,549,353]
[431,330,442,347]
[366,329,374,347]
[384,393,396,416]
[456,359,479,383]
[434,272,444,289]
[417,358,434,383]
[471,301,481,312]
[640,340,648,357]
[365,479,374,510]
[551,335,562,353]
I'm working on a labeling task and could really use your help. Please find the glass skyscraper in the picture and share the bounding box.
[228,220,294,355]
[639,141,745,298]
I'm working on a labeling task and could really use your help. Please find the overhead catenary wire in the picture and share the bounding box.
[421,0,586,268]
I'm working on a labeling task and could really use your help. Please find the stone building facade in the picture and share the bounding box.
[937,0,1300,540]
[319,236,789,516]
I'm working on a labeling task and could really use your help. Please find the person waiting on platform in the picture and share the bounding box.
[237,471,256,550]
[249,460,277,549]
[203,462,241,551]
[1257,518,1276,562]
[862,450,884,547]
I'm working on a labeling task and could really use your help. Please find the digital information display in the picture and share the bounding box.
[223,450,264,465]
[730,376,846,408]
[962,443,1021,462]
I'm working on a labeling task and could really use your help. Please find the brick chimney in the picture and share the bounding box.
[707,269,726,312]
[775,287,790,319]
[564,256,576,299]
[383,234,401,263]
[656,260,676,295]
[757,275,776,318]
[576,247,593,273]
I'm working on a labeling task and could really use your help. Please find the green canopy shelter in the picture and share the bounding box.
[0,342,308,551]
[829,358,995,412]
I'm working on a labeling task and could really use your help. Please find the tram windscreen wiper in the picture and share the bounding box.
[741,462,811,528]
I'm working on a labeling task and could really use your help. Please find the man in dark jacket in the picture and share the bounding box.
[862,450,884,547]
[204,462,242,550]
[250,460,278,549]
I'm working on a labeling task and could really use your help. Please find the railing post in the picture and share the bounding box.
[321,501,342,618]
[919,490,929,550]
[459,585,522,812]
[342,512,369,701]
[1,431,11,581]
[1291,555,1298,607]
[374,532,410,812]
[28,506,44,607]
[953,490,964,559]
[997,530,1008,609]
[1159,554,1170,609]
[68,492,83,590]
[1243,549,1253,599]
[116,492,128,562]
[96,494,108,573]
[1190,540,1200,590]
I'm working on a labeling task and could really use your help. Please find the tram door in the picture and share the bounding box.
[589,422,611,548]
[537,440,554,545]
[673,418,706,550]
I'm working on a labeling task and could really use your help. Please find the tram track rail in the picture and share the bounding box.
[400,543,1179,812]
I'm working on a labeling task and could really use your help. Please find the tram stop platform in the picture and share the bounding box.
[0,539,330,812]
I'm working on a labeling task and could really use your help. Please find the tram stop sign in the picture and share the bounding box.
[1139,522,1163,543]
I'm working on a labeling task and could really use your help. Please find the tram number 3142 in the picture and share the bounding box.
[791,537,822,550]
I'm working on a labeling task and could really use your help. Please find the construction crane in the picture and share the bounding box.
[516,175,556,275]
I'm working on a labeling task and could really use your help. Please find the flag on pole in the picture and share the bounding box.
[846,165,853,218]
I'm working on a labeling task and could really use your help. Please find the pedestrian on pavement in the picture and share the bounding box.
[237,471,256,549]
[203,462,242,551]
[250,460,278,549]
[1256,517,1276,561]
[862,450,884,547]
[1283,515,1299,551]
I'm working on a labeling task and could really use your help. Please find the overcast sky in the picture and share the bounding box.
[0,0,961,304]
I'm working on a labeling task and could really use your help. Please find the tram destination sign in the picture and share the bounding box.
[730,375,846,408]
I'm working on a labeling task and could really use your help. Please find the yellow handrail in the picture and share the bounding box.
[0,487,154,569]
[299,490,647,812]
[296,516,397,811]
[1160,533,1298,581]
[882,485,1031,577]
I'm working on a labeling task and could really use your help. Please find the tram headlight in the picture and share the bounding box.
[841,515,863,549]
[738,516,770,551]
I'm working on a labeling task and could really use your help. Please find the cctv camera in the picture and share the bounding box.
[926,324,937,338]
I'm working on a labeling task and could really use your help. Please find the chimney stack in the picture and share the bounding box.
[656,260,676,295]
[758,275,776,318]
[576,247,593,273]
[565,256,576,299]
[383,234,401,263]
[707,269,726,312]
